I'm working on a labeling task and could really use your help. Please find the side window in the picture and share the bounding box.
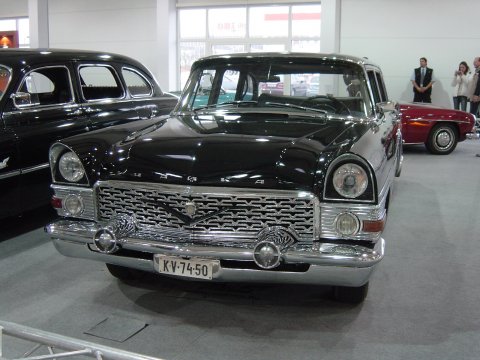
[190,70,216,108]
[79,65,123,101]
[367,71,381,104]
[16,66,73,107]
[122,68,153,97]
[375,72,388,102]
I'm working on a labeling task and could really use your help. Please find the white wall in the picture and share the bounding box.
[4,0,479,106]
[0,0,28,17]
[47,0,167,87]
[340,0,480,108]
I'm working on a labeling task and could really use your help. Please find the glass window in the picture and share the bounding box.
[212,44,245,55]
[208,8,246,38]
[291,40,320,53]
[367,71,381,104]
[17,18,30,47]
[177,4,322,90]
[180,42,206,89]
[179,60,372,118]
[250,44,285,53]
[249,6,288,38]
[0,20,16,31]
[375,72,388,102]
[16,67,73,107]
[79,66,123,100]
[292,5,321,37]
[179,9,206,38]
[122,68,153,97]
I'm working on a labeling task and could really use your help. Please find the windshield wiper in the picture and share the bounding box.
[262,101,328,115]
[193,100,257,112]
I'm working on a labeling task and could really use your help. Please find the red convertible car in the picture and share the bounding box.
[399,102,476,154]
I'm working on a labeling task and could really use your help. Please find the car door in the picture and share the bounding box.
[76,63,141,131]
[2,64,90,213]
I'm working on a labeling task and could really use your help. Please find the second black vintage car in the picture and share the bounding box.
[46,53,402,303]
[0,49,177,218]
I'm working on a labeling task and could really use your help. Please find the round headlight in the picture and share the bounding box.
[332,163,368,198]
[58,152,85,182]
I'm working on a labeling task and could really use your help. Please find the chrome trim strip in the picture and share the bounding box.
[0,169,21,180]
[95,180,316,198]
[0,163,49,180]
[22,162,50,174]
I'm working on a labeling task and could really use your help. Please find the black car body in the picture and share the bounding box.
[0,49,177,218]
[45,53,402,303]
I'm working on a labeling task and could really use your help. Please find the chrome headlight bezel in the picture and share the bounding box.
[323,154,376,203]
[49,143,89,185]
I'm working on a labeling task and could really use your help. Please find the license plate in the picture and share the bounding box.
[153,255,218,280]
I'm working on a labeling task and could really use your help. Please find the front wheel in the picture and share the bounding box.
[426,124,458,155]
[332,282,369,304]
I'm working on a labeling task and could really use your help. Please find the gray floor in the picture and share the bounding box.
[1,140,480,360]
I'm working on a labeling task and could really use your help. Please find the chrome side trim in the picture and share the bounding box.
[22,162,50,174]
[0,163,49,180]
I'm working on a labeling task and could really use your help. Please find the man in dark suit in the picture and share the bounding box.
[410,57,435,103]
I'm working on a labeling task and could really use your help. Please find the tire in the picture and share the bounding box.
[426,124,458,155]
[333,282,369,304]
[106,263,143,281]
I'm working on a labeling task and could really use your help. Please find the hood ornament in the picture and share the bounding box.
[0,157,10,170]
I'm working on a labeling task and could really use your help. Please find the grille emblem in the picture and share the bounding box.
[185,201,196,216]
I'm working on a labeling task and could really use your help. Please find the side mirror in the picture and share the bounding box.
[11,92,39,108]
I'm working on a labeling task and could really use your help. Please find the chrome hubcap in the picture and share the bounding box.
[437,131,452,148]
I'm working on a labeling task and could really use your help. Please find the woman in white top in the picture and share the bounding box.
[451,61,471,111]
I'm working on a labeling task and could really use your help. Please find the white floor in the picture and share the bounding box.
[1,140,479,360]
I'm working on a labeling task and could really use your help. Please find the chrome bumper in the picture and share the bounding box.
[45,219,384,287]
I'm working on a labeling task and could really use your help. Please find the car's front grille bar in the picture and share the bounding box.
[95,181,319,242]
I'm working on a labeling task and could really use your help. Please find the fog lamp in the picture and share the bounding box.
[63,194,84,216]
[253,241,281,269]
[334,212,360,236]
[93,229,118,254]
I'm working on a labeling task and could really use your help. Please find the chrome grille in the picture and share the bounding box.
[95,181,317,241]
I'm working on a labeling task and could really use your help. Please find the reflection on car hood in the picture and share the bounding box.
[101,113,367,190]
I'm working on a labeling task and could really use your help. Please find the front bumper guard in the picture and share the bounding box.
[45,219,385,287]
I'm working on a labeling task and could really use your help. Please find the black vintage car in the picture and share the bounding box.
[45,53,402,303]
[0,49,177,218]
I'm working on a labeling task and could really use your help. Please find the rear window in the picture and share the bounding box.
[79,65,124,100]
[122,68,153,97]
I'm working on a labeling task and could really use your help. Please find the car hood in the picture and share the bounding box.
[97,112,367,190]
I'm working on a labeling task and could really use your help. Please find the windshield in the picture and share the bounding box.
[0,65,12,101]
[177,58,373,118]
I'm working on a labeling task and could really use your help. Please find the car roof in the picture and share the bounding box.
[0,48,146,69]
[193,52,380,68]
